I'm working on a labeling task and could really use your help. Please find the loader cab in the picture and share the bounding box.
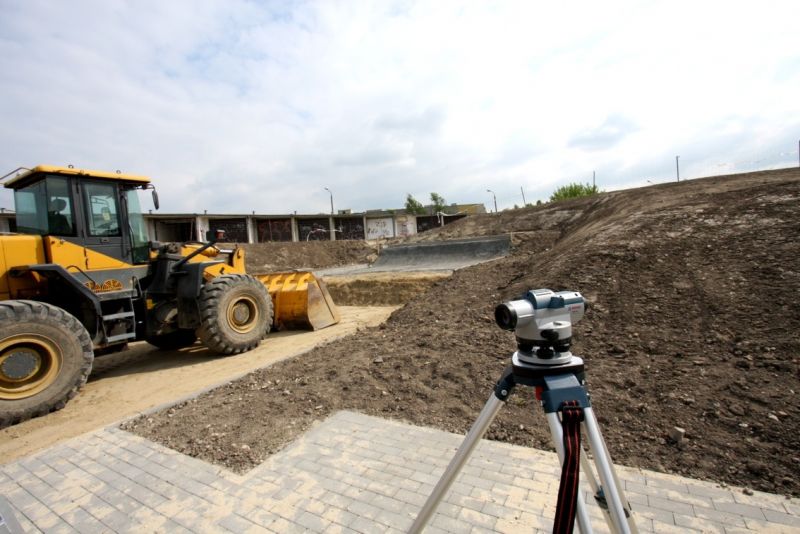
[5,165,153,265]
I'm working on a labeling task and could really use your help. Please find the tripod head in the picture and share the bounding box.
[495,289,585,365]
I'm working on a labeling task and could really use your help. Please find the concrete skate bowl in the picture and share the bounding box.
[321,235,510,305]
[371,234,511,271]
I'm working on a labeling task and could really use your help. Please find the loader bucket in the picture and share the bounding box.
[254,271,340,330]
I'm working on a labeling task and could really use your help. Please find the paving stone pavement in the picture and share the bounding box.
[2,411,799,533]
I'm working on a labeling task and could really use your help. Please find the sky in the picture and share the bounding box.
[1,0,799,214]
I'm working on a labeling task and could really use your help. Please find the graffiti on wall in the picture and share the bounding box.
[334,218,365,240]
[208,218,248,242]
[366,217,394,239]
[298,218,330,241]
[257,218,293,242]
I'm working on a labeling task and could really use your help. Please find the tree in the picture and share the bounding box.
[549,182,600,202]
[430,192,446,213]
[405,194,426,215]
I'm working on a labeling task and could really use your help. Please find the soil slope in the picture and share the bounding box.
[124,168,800,497]
[241,240,378,272]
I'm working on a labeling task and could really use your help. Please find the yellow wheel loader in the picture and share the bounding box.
[0,165,339,427]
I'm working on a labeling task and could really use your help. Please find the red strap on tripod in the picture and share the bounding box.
[553,400,584,534]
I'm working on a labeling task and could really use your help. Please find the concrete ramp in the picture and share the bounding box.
[371,234,510,271]
[317,235,511,277]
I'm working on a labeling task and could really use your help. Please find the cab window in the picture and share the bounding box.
[125,188,151,264]
[84,182,121,237]
[14,176,76,236]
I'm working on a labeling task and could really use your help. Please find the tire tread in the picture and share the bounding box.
[196,274,273,355]
[0,300,94,428]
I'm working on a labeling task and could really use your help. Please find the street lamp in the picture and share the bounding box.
[324,187,333,215]
[486,189,497,213]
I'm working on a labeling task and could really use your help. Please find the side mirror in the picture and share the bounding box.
[151,189,160,210]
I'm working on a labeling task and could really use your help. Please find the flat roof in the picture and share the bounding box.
[4,165,151,189]
[144,212,369,219]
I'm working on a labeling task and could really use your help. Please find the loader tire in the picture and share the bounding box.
[0,300,94,428]
[197,274,273,355]
[146,329,198,350]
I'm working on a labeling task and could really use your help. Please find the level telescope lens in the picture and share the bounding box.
[494,304,517,330]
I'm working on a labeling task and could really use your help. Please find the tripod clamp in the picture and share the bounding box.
[494,354,590,414]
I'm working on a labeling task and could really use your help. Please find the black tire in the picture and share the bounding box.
[0,300,94,428]
[197,274,273,355]
[146,329,198,350]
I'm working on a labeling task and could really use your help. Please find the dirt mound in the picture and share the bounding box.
[324,272,450,306]
[125,168,800,497]
[240,240,379,273]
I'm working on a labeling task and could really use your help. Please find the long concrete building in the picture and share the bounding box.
[143,203,486,243]
[0,204,486,243]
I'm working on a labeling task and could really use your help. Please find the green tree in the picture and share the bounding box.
[549,182,600,202]
[430,192,446,213]
[405,194,426,215]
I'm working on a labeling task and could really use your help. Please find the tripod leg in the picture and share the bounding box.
[583,407,636,534]
[409,390,508,534]
[546,412,594,534]
[580,425,618,532]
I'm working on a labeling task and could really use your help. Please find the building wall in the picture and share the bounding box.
[145,209,478,243]
[366,217,394,239]
[333,217,365,240]
[255,218,294,242]
[394,215,416,237]
[297,218,330,241]
[207,218,249,242]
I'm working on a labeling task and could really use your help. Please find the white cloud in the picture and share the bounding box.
[1,0,798,213]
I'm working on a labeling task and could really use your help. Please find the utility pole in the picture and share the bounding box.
[486,189,497,213]
[324,187,334,215]
[520,186,527,206]
[676,156,680,182]
[592,170,596,188]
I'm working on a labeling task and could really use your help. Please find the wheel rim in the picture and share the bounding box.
[226,295,259,334]
[0,334,63,400]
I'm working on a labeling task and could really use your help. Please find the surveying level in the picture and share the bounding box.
[409,289,638,534]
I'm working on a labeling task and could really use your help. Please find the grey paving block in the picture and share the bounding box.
[648,495,696,516]
[674,513,728,533]
[321,505,359,528]
[349,515,381,534]
[713,500,766,521]
[693,506,748,527]
[296,510,332,532]
[644,477,689,494]
[630,503,675,526]
[345,499,382,520]
[762,508,800,527]
[432,512,475,533]
[217,512,271,533]
[97,508,137,531]
[457,506,498,530]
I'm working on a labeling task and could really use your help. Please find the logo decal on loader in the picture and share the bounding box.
[84,279,124,293]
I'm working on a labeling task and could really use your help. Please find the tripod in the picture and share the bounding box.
[408,351,639,534]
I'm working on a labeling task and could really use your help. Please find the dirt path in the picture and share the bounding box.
[0,306,396,462]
